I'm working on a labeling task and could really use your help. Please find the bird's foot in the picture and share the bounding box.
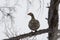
[35,30,37,32]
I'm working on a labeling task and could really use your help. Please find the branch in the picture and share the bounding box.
[57,30,60,33]
[47,0,60,8]
[57,35,60,38]
[4,29,51,40]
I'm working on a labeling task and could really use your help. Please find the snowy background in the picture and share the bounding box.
[0,0,60,40]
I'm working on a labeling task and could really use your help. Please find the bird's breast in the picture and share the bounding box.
[28,20,40,31]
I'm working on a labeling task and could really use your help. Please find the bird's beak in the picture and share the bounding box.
[27,13,30,15]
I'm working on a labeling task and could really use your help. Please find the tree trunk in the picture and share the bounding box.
[48,0,59,40]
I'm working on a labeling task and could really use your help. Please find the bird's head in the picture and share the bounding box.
[28,12,35,19]
[28,12,33,16]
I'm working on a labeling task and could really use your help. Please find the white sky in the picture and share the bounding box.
[0,0,60,40]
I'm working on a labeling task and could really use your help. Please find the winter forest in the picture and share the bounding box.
[0,0,60,40]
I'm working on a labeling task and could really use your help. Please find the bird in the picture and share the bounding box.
[28,12,40,32]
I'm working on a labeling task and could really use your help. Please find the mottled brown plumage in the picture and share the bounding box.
[28,12,40,32]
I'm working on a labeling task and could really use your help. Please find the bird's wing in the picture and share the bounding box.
[29,20,40,27]
[35,20,40,27]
